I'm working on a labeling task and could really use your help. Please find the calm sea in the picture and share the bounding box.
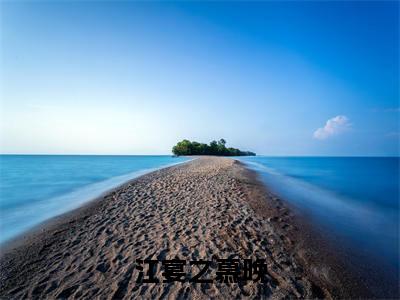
[0,155,189,243]
[238,156,399,295]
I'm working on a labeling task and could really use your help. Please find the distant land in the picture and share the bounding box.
[172,139,256,156]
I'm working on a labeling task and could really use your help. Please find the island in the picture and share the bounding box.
[172,139,256,156]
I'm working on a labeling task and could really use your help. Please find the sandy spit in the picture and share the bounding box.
[0,157,348,299]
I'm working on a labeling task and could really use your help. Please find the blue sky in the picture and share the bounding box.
[1,1,398,155]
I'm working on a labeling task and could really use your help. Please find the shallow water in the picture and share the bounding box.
[238,156,399,295]
[0,155,190,243]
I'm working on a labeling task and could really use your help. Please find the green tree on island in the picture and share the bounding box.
[172,139,256,156]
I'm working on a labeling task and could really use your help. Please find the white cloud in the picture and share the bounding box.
[313,115,351,140]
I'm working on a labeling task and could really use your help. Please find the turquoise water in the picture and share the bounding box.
[0,155,190,243]
[238,156,399,296]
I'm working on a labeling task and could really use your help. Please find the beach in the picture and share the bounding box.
[0,157,361,299]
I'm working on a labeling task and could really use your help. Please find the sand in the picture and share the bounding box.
[0,157,351,299]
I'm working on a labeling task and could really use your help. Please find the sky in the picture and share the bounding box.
[0,1,399,156]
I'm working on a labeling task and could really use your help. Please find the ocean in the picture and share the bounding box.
[0,155,190,243]
[238,156,399,294]
[0,155,398,294]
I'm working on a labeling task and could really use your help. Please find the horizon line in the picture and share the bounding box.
[0,153,399,158]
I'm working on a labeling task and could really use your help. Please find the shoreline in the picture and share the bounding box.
[0,157,367,298]
[0,157,194,248]
[240,159,399,299]
[232,159,374,298]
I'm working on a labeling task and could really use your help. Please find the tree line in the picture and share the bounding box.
[172,139,256,156]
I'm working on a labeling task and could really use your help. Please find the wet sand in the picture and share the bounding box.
[0,157,358,299]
